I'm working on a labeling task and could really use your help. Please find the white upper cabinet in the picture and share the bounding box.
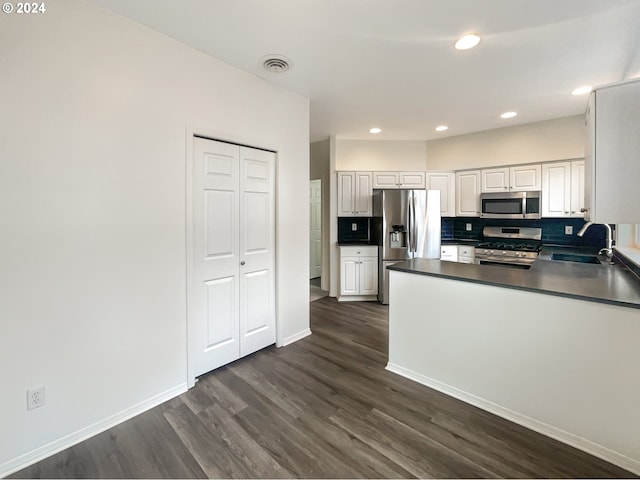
[455,170,481,217]
[542,162,571,217]
[541,160,585,218]
[481,164,541,193]
[426,171,455,217]
[373,171,426,189]
[481,167,510,192]
[511,164,542,191]
[570,160,585,217]
[585,78,640,223]
[337,171,373,217]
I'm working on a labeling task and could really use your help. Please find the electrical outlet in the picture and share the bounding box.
[466,223,472,231]
[565,225,573,235]
[351,223,357,231]
[27,386,46,410]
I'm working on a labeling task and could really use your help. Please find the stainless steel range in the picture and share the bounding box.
[474,226,542,269]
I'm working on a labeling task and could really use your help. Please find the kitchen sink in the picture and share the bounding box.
[550,253,601,264]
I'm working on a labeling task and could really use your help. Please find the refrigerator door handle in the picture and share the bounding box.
[413,192,418,253]
[406,192,412,253]
[409,191,417,253]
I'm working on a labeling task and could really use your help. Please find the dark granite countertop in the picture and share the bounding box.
[441,239,479,245]
[387,253,640,310]
[337,242,378,246]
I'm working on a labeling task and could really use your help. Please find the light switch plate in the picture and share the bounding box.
[565,225,573,235]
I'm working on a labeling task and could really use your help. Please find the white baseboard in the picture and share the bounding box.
[281,328,312,347]
[337,295,378,302]
[386,363,640,476]
[0,383,188,478]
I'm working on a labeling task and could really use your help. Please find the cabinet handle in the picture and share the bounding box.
[571,211,576,214]
[580,208,588,213]
[564,211,569,214]
[240,261,246,266]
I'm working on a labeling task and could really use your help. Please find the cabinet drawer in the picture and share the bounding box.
[458,246,475,257]
[440,245,458,262]
[340,246,378,257]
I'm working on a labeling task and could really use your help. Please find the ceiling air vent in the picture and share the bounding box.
[261,55,291,73]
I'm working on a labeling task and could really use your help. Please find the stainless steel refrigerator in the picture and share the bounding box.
[372,189,441,304]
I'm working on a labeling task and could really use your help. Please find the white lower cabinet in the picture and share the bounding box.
[441,244,475,264]
[339,246,378,301]
[458,245,475,264]
[440,245,458,262]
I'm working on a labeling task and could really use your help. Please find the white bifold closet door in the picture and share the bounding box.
[192,136,275,377]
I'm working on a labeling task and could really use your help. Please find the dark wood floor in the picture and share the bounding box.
[12,298,637,478]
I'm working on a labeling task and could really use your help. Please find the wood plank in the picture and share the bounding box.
[11,297,637,479]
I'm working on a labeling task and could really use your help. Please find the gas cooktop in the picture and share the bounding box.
[475,242,541,252]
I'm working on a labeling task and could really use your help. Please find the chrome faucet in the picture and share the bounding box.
[577,222,613,258]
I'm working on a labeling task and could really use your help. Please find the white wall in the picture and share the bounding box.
[388,270,640,475]
[335,139,427,171]
[0,1,309,475]
[427,115,585,170]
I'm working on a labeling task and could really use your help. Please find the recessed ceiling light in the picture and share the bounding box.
[500,111,517,119]
[435,125,449,132]
[571,86,592,96]
[369,127,382,134]
[455,34,481,50]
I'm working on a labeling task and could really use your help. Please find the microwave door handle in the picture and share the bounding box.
[522,195,527,218]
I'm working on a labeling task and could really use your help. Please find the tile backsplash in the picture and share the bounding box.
[442,217,611,249]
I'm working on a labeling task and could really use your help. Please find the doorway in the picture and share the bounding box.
[309,179,327,302]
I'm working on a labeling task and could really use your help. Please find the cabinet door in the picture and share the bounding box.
[354,172,373,216]
[399,171,426,189]
[359,257,378,295]
[542,162,571,217]
[372,172,399,189]
[337,172,355,216]
[440,245,458,262]
[511,164,541,191]
[456,171,481,216]
[481,167,510,193]
[340,257,359,296]
[238,146,276,358]
[426,172,455,217]
[570,160,585,217]
[590,80,640,223]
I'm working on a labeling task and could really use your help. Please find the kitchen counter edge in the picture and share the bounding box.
[387,258,640,310]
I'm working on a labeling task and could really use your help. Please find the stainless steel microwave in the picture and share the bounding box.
[480,191,541,219]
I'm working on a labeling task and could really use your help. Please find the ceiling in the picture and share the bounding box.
[88,0,640,142]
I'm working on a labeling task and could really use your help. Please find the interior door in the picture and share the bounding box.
[309,179,322,279]
[191,137,276,377]
[238,146,276,357]
[192,137,241,376]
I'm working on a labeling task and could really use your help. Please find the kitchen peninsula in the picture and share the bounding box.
[386,257,640,474]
